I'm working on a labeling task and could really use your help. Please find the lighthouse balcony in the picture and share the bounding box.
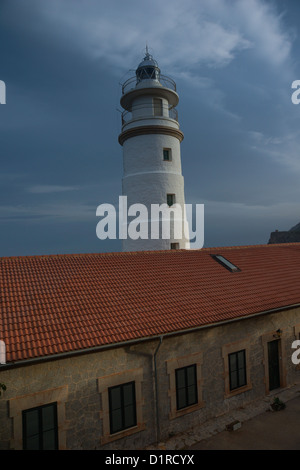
[121,105,178,127]
[122,74,176,95]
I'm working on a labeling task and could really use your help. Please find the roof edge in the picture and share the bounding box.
[2,302,300,370]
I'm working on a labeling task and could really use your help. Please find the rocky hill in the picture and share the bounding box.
[268,221,300,244]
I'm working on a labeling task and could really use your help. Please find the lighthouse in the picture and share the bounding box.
[118,49,190,251]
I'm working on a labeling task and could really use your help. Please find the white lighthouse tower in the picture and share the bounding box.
[119,49,190,251]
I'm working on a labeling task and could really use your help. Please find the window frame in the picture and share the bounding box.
[228,349,247,391]
[211,254,241,272]
[167,193,176,207]
[98,368,145,444]
[163,148,172,161]
[22,402,58,450]
[175,364,198,410]
[108,381,137,435]
[153,98,163,116]
[222,340,252,398]
[171,243,179,250]
[166,352,204,420]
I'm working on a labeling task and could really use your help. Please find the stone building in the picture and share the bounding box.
[1,243,300,450]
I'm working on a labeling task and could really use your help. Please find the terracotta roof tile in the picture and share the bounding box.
[1,243,300,363]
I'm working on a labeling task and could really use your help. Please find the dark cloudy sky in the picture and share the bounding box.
[1,0,300,256]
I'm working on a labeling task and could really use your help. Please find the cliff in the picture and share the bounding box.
[268,221,300,244]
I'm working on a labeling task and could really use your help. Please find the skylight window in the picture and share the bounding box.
[212,254,241,272]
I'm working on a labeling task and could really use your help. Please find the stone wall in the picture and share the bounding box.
[1,307,300,450]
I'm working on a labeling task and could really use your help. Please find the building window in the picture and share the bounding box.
[167,353,204,419]
[22,402,58,450]
[167,194,175,207]
[175,364,198,410]
[163,148,172,161]
[211,254,241,272]
[153,98,163,116]
[222,341,252,397]
[98,368,145,444]
[228,350,247,391]
[171,243,179,250]
[108,381,137,434]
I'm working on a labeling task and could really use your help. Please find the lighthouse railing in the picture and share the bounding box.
[121,74,177,95]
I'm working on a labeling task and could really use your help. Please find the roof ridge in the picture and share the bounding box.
[1,242,299,261]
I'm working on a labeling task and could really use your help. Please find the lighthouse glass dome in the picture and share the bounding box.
[121,51,177,96]
[136,51,161,83]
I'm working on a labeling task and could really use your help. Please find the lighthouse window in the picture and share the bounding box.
[153,98,163,116]
[171,243,179,250]
[167,194,176,207]
[163,149,172,161]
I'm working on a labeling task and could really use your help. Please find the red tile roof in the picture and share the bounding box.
[1,243,300,364]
